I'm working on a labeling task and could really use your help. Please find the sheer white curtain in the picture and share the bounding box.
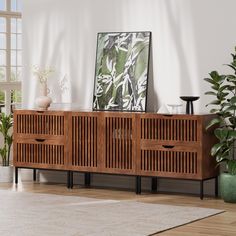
[22,0,236,112]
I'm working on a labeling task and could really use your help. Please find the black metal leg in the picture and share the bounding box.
[70,171,74,189]
[215,176,218,197]
[85,173,91,187]
[151,177,157,192]
[67,171,71,189]
[15,167,18,184]
[200,180,204,200]
[136,176,141,194]
[33,169,37,181]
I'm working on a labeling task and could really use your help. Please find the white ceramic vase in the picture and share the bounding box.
[35,82,52,110]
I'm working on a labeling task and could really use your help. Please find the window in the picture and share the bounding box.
[0,0,22,114]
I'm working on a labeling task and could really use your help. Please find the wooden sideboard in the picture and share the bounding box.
[13,110,218,199]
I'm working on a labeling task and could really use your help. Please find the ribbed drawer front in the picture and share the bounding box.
[141,117,198,142]
[141,149,198,175]
[72,115,98,167]
[16,143,65,165]
[105,116,133,170]
[16,114,64,136]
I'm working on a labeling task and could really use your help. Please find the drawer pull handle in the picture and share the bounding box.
[163,114,173,117]
[162,145,174,149]
[35,138,46,142]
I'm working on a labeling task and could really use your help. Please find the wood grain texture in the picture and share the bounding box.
[69,112,99,172]
[13,110,218,181]
[13,110,68,170]
[137,113,218,180]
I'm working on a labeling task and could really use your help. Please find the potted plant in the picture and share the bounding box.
[0,112,13,182]
[204,47,236,202]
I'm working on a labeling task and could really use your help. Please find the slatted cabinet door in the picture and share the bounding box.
[137,114,207,179]
[69,112,100,172]
[102,112,136,175]
[13,110,68,170]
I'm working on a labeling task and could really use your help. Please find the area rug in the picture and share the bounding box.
[0,189,223,236]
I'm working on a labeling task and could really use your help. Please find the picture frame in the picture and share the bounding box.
[93,31,151,111]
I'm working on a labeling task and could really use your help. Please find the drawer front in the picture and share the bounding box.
[14,139,66,169]
[140,116,199,142]
[14,111,65,137]
[139,146,200,179]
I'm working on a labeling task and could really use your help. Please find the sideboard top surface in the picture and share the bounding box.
[13,108,214,117]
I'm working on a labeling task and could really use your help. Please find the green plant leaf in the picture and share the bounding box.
[216,155,229,163]
[211,142,225,156]
[205,117,221,130]
[205,91,217,96]
[211,84,220,90]
[204,78,216,85]
[206,100,221,106]
[219,85,230,92]
[226,64,236,72]
[230,96,236,104]
[210,108,219,113]
[214,128,228,140]
[226,74,236,82]
[227,85,236,91]
[227,130,236,139]
[225,105,236,112]
[209,71,223,82]
[0,112,13,166]
[229,117,236,127]
[227,160,236,175]
[222,102,231,108]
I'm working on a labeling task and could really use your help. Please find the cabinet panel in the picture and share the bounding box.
[104,116,133,170]
[100,113,136,174]
[71,114,99,170]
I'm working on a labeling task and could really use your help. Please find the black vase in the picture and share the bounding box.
[180,96,200,114]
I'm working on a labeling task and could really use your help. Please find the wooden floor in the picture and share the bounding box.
[0,181,236,235]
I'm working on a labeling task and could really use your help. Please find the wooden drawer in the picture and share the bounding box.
[14,138,66,169]
[140,114,200,143]
[139,146,200,179]
[14,110,66,139]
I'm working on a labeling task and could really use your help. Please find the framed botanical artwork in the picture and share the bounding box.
[93,31,151,111]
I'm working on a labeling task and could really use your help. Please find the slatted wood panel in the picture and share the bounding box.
[141,149,198,175]
[16,143,65,166]
[72,115,98,168]
[105,117,133,170]
[16,114,64,135]
[141,117,198,142]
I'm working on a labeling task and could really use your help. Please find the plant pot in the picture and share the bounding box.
[0,165,14,183]
[220,172,236,203]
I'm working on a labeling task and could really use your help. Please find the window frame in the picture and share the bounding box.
[0,0,21,114]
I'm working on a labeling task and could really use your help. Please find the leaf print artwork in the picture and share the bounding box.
[93,32,151,111]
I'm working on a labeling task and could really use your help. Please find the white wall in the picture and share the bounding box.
[23,0,236,112]
[21,0,236,194]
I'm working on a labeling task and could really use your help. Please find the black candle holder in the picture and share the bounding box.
[180,96,200,114]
